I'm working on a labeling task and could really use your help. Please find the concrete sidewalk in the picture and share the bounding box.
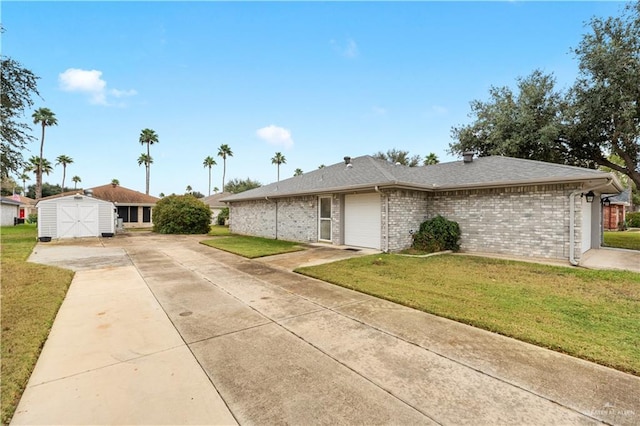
[11,261,236,425]
[12,235,640,425]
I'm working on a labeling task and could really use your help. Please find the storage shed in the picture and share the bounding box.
[1,197,21,226]
[37,194,116,239]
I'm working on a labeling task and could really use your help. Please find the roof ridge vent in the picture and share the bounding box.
[463,152,474,163]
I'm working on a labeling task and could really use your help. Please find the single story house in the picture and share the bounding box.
[221,154,622,265]
[202,192,231,223]
[602,188,631,230]
[17,195,37,221]
[0,197,21,226]
[90,183,159,228]
[37,193,116,239]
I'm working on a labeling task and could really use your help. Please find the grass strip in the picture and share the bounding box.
[208,225,232,236]
[296,253,640,375]
[604,230,640,251]
[201,235,304,258]
[1,225,74,425]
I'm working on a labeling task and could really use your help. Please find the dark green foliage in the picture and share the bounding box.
[412,215,461,253]
[217,207,229,226]
[26,183,65,199]
[27,213,37,224]
[152,194,212,234]
[627,212,640,228]
[224,177,261,193]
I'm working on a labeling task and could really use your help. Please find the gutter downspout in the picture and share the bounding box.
[374,186,389,253]
[568,178,613,266]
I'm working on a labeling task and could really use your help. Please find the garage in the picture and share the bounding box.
[344,193,381,249]
[37,194,116,239]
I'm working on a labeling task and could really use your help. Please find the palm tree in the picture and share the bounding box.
[203,156,217,195]
[217,144,233,190]
[186,185,192,194]
[27,156,53,182]
[19,172,30,195]
[139,128,159,194]
[32,107,58,199]
[111,178,120,186]
[271,152,286,181]
[55,154,74,190]
[137,153,153,188]
[293,168,303,177]
[424,152,439,166]
[72,175,81,190]
[213,186,219,193]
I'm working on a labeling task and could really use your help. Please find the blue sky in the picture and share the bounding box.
[3,1,627,197]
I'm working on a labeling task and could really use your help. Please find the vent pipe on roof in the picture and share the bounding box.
[463,151,474,163]
[84,189,93,197]
[344,156,351,165]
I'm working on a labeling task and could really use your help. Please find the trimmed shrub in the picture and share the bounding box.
[217,207,229,226]
[27,213,37,224]
[152,194,212,234]
[627,212,640,228]
[412,215,461,253]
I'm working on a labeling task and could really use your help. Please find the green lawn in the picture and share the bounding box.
[208,225,232,236]
[296,254,640,376]
[604,230,640,251]
[1,225,74,425]
[201,235,305,258]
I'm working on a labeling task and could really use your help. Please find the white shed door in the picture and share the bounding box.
[344,193,381,249]
[58,203,99,238]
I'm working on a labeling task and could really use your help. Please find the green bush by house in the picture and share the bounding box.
[152,194,212,234]
[217,207,229,226]
[627,212,640,228]
[412,215,461,252]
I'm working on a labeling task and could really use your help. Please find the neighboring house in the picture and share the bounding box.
[222,154,622,265]
[36,194,116,239]
[602,188,631,230]
[0,197,21,226]
[16,195,37,220]
[202,192,230,223]
[90,183,159,228]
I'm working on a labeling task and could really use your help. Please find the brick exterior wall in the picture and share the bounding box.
[229,183,586,261]
[229,196,318,242]
[424,184,583,259]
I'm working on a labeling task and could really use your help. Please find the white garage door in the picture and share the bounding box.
[345,193,381,249]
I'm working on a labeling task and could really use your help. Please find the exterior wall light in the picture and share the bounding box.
[602,197,611,207]
[583,191,595,203]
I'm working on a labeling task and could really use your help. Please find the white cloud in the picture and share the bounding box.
[330,37,359,58]
[58,68,136,106]
[256,125,294,149]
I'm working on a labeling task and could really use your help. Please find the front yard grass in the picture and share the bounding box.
[296,254,640,376]
[208,224,232,236]
[1,225,74,425]
[201,235,305,258]
[604,230,640,251]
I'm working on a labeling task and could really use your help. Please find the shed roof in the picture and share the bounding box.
[222,155,622,202]
[0,197,21,206]
[36,193,115,206]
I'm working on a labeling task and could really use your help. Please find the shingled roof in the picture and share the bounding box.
[221,155,622,202]
[37,184,159,205]
[90,183,159,205]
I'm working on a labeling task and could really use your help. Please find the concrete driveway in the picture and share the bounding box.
[12,234,640,425]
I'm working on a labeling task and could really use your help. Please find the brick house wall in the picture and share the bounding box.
[229,183,586,261]
[424,184,583,259]
[230,196,318,242]
[603,205,625,230]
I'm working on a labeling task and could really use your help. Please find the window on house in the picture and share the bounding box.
[129,207,139,223]
[117,206,129,222]
[143,207,151,223]
[319,196,332,241]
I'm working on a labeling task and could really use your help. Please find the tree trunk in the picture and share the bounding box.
[36,123,45,199]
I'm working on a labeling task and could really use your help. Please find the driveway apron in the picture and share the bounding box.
[15,234,640,425]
